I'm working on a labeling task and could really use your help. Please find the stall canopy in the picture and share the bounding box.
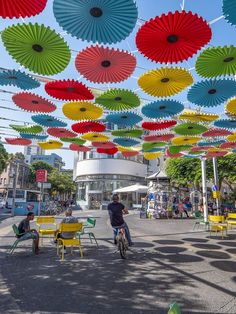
[113,184,148,193]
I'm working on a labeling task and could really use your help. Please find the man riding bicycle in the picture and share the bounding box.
[108,194,133,246]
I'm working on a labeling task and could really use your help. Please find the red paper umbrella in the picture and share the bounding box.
[136,11,212,63]
[75,45,136,83]
[143,134,174,142]
[191,146,213,152]
[45,79,94,101]
[166,149,183,158]
[220,142,236,149]
[71,121,105,134]
[47,127,77,138]
[0,0,47,19]
[205,151,228,158]
[97,147,118,155]
[5,137,31,145]
[122,151,139,157]
[202,128,233,137]
[69,144,91,152]
[92,141,116,149]
[12,92,56,113]
[142,120,177,131]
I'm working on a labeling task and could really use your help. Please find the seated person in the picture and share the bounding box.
[17,211,39,254]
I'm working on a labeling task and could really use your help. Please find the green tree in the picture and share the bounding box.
[0,143,8,174]
[14,152,25,160]
[48,169,76,198]
[29,161,54,183]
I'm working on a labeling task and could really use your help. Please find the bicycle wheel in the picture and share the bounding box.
[118,238,127,259]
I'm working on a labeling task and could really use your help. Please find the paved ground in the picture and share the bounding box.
[0,210,235,314]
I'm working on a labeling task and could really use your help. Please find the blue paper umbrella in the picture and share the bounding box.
[144,147,164,153]
[223,0,236,26]
[31,114,67,128]
[198,140,225,147]
[106,112,142,127]
[187,79,236,107]
[53,0,138,44]
[113,137,140,147]
[0,69,40,90]
[20,133,48,140]
[141,100,184,119]
[214,119,236,129]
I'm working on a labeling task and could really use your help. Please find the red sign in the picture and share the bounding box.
[36,169,47,183]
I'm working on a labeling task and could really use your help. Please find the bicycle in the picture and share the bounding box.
[114,225,129,259]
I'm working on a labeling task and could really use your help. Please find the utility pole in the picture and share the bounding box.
[11,161,19,217]
[212,157,220,215]
[201,158,208,223]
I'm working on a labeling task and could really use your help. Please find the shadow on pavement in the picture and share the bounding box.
[195,250,231,260]
[153,239,184,245]
[182,237,209,243]
[210,260,236,273]
[191,243,222,250]
[155,246,187,254]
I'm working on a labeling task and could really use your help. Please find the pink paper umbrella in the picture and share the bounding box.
[5,137,31,145]
[97,147,118,155]
[69,144,91,152]
[205,151,228,158]
[143,134,174,142]
[75,45,136,83]
[122,151,139,157]
[12,92,56,113]
[71,121,105,134]
[47,127,77,138]
[202,128,233,137]
[92,141,116,149]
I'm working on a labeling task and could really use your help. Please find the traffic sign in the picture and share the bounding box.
[212,185,219,192]
[36,169,47,183]
[37,182,51,189]
[213,191,220,198]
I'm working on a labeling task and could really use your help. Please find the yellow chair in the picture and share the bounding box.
[226,213,236,229]
[208,215,227,239]
[36,216,57,245]
[56,223,83,261]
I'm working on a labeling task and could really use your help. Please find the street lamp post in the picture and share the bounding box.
[212,157,220,215]
[201,158,208,223]
[11,161,19,217]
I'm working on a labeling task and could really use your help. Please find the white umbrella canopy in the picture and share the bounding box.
[113,184,148,193]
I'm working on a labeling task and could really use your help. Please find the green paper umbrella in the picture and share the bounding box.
[196,46,236,78]
[169,145,192,154]
[142,141,166,151]
[173,123,207,135]
[95,89,140,111]
[10,124,43,134]
[60,137,86,145]
[111,128,143,138]
[1,23,71,75]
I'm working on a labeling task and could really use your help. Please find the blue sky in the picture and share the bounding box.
[0,0,236,168]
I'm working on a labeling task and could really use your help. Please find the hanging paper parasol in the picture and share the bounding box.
[0,0,47,18]
[142,142,166,151]
[69,144,90,152]
[222,0,236,26]
[144,152,162,160]
[38,140,63,150]
[31,114,67,128]
[122,151,139,157]
[225,97,236,117]
[62,101,103,121]
[0,69,40,90]
[187,79,236,107]
[142,120,177,131]
[45,79,94,101]
[113,138,140,147]
[196,46,236,78]
[71,121,105,134]
[136,11,211,64]
[97,147,118,155]
[172,136,201,146]
[214,119,236,129]
[92,141,116,149]
[205,151,228,158]
[169,145,192,154]
[227,133,236,141]
[75,45,136,83]
[47,128,77,138]
[220,142,236,149]
[111,129,143,138]
[173,123,207,136]
[12,92,56,113]
[166,149,183,158]
[106,112,142,127]
[178,110,219,122]
[191,146,213,152]
[138,68,193,97]
[60,137,86,145]
[1,23,71,75]
[144,134,174,142]
[81,133,110,142]
[198,140,225,147]
[5,137,32,145]
[53,0,137,44]
[95,89,140,111]
[141,100,184,119]
[10,124,43,134]
[202,128,232,137]
[117,146,140,152]
[20,133,48,140]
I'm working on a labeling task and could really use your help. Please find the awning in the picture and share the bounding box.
[113,184,148,193]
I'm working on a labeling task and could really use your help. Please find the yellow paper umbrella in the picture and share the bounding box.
[227,132,236,142]
[171,136,201,146]
[143,152,162,160]
[225,97,236,117]
[81,132,110,142]
[179,109,219,122]
[38,140,63,150]
[138,67,193,97]
[62,101,103,120]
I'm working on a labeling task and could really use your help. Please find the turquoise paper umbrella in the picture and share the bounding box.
[141,100,184,119]
[53,0,138,44]
[106,112,142,127]
[113,138,140,147]
[223,0,236,26]
[31,114,67,128]
[0,69,40,90]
